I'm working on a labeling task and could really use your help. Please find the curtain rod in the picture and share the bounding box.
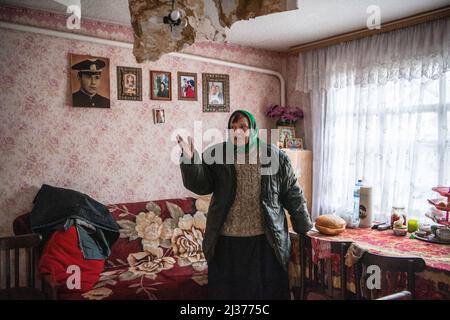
[289,5,450,53]
[0,20,285,106]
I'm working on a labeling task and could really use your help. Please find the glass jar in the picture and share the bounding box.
[391,206,407,228]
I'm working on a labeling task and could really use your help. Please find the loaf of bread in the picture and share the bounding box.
[315,214,346,236]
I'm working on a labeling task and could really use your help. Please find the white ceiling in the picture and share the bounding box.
[228,0,450,51]
[1,0,449,51]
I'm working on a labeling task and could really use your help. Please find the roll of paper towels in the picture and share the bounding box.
[359,186,373,228]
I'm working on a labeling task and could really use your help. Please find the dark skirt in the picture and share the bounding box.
[207,234,290,300]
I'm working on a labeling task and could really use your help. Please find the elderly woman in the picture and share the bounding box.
[176,110,312,300]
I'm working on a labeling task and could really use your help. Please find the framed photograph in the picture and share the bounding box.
[178,72,197,101]
[70,53,110,108]
[278,126,296,146]
[117,66,142,101]
[287,138,303,149]
[202,73,230,112]
[150,70,171,100]
[153,108,165,124]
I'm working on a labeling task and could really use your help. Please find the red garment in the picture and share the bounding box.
[38,226,105,292]
[185,86,194,98]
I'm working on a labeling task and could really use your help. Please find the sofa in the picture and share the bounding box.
[13,196,210,300]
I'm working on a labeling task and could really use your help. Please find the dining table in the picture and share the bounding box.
[288,227,450,299]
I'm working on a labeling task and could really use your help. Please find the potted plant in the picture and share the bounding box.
[265,105,304,126]
[266,105,304,148]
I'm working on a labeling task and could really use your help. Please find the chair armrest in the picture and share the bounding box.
[41,274,60,300]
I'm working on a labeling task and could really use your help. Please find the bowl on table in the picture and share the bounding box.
[393,226,408,236]
[414,230,428,238]
[419,224,432,235]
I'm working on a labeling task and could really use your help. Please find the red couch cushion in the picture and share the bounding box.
[38,226,105,292]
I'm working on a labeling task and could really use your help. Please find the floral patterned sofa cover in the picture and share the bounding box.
[13,196,209,300]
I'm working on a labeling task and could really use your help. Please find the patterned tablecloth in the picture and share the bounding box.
[288,228,450,299]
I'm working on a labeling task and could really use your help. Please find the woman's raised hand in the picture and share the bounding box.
[176,134,195,160]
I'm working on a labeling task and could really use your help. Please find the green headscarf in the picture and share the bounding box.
[227,110,259,154]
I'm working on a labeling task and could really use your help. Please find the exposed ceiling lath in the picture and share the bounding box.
[129,0,296,62]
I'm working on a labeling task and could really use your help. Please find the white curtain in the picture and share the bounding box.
[296,18,450,222]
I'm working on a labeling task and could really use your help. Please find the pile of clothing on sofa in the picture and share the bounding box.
[30,184,119,292]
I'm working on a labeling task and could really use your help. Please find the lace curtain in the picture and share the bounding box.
[296,18,450,221]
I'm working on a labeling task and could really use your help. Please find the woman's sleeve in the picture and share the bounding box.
[179,150,214,195]
[279,153,313,234]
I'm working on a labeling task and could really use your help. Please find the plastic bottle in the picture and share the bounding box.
[353,179,363,223]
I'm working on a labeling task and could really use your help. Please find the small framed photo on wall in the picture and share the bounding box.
[70,53,110,108]
[117,66,142,101]
[153,108,165,124]
[150,70,171,101]
[178,72,197,101]
[202,73,230,112]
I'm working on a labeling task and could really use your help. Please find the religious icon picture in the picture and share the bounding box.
[117,66,142,101]
[150,70,171,101]
[70,53,110,108]
[178,72,197,101]
[278,126,296,148]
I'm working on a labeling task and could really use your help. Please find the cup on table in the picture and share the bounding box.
[407,219,419,233]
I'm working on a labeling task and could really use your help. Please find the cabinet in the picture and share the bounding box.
[281,149,313,230]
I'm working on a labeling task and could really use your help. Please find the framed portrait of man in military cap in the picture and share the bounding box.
[70,53,110,108]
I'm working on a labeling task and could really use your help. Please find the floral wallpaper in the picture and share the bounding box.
[285,53,311,149]
[0,8,288,236]
[0,5,134,43]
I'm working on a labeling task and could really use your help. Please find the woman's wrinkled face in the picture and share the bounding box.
[230,116,250,146]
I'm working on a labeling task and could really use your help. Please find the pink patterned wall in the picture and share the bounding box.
[0,6,288,236]
[285,53,311,150]
[0,5,134,43]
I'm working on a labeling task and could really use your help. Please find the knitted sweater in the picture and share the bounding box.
[221,151,265,236]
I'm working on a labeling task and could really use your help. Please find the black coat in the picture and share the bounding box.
[180,141,312,270]
[30,184,119,258]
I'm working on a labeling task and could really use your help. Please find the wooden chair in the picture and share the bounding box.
[0,233,45,300]
[299,234,352,300]
[320,240,352,299]
[299,233,313,300]
[354,252,426,300]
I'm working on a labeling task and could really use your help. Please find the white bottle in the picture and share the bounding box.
[359,186,373,228]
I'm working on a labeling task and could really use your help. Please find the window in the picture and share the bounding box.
[326,72,450,220]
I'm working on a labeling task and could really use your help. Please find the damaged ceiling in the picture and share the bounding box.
[3,0,447,59]
[129,0,297,62]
